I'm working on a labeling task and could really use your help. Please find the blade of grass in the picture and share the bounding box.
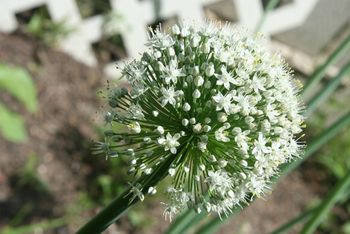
[2,217,66,234]
[271,187,350,234]
[301,33,350,97]
[301,169,350,234]
[270,207,316,234]
[191,111,350,234]
[305,61,350,117]
[255,0,281,32]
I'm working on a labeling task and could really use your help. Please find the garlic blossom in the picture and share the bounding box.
[93,21,304,220]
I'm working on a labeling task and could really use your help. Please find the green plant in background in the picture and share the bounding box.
[318,130,350,179]
[0,154,62,234]
[0,64,38,142]
[25,7,72,46]
[101,10,127,36]
[17,153,48,192]
[1,218,66,234]
[76,0,111,18]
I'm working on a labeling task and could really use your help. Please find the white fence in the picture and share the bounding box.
[0,0,318,77]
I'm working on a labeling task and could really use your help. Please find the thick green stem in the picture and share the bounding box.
[77,153,176,233]
[76,187,136,233]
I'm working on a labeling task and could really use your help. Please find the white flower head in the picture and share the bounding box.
[97,21,304,220]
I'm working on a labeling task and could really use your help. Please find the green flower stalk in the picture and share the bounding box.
[93,21,304,221]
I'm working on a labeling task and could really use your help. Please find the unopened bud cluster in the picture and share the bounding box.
[93,21,304,220]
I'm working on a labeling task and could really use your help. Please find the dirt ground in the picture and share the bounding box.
[0,33,325,234]
[0,32,104,232]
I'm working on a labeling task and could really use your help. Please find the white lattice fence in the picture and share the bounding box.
[0,0,318,77]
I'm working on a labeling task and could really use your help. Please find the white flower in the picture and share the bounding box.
[156,126,165,134]
[128,104,144,119]
[192,89,201,98]
[148,29,175,49]
[205,63,215,77]
[158,133,181,154]
[247,175,266,196]
[128,122,141,133]
[215,127,230,142]
[194,76,204,86]
[172,24,180,35]
[252,133,270,156]
[168,168,176,176]
[148,186,157,195]
[130,183,145,201]
[216,66,237,90]
[160,86,181,106]
[123,61,146,83]
[212,92,233,114]
[182,119,189,126]
[205,170,233,195]
[233,127,250,153]
[233,93,251,115]
[250,74,266,93]
[163,203,179,221]
[162,60,184,84]
[183,103,191,112]
[217,112,227,123]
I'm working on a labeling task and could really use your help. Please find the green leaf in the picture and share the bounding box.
[305,61,350,117]
[301,169,350,234]
[270,188,350,234]
[0,102,27,142]
[166,209,208,234]
[270,207,316,234]
[301,33,350,97]
[0,64,38,113]
[27,13,43,36]
[165,209,198,234]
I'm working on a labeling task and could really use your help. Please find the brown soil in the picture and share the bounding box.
[0,32,325,234]
[0,32,103,232]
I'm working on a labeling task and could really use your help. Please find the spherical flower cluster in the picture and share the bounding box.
[94,21,304,220]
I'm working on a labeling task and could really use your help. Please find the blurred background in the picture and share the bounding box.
[0,0,350,233]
